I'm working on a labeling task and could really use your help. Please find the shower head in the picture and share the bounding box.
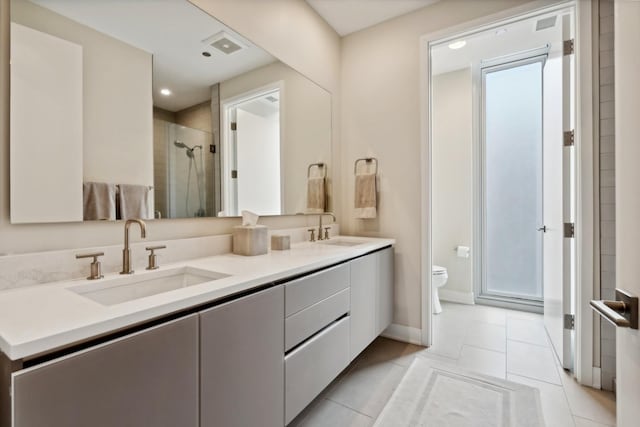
[174,141,203,159]
[174,140,188,149]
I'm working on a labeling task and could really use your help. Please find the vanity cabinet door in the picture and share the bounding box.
[376,247,394,335]
[12,315,199,427]
[350,247,395,360]
[200,285,284,427]
[350,253,377,360]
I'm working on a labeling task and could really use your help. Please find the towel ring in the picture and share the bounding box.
[354,157,378,175]
[308,163,326,179]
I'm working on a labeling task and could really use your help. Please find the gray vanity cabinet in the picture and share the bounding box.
[200,285,284,427]
[350,247,395,360]
[349,253,377,360]
[12,315,199,427]
[376,247,394,335]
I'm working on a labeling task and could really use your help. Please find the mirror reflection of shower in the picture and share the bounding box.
[153,120,213,219]
[173,140,205,217]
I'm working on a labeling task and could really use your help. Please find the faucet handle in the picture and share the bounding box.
[145,245,166,270]
[307,228,316,242]
[324,227,331,240]
[76,252,104,280]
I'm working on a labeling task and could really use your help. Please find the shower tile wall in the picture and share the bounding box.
[153,107,176,218]
[599,0,616,392]
[175,102,212,213]
[210,84,221,216]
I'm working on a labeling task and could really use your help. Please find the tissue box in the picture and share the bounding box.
[271,234,290,251]
[232,225,268,256]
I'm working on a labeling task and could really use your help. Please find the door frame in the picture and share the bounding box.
[419,0,597,386]
[219,80,285,216]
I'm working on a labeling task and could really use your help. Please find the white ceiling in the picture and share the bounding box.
[431,10,566,75]
[306,0,440,36]
[30,0,276,111]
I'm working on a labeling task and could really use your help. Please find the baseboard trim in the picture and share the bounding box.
[438,289,475,305]
[381,323,423,345]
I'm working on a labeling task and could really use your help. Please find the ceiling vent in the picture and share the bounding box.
[202,31,245,55]
[535,16,557,31]
[265,95,278,103]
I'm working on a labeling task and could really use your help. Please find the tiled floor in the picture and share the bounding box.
[290,302,616,427]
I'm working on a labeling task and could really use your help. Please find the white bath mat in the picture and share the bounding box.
[375,357,544,427]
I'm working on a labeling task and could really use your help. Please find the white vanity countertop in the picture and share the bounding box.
[0,236,394,360]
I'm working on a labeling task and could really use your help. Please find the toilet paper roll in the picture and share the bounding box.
[456,246,470,258]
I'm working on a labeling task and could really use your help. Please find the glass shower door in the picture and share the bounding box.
[167,124,212,218]
[481,57,544,302]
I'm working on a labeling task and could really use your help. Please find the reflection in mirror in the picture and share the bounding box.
[9,0,331,223]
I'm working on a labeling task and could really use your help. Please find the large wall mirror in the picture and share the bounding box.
[9,0,332,223]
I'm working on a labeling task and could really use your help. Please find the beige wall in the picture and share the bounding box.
[0,0,341,255]
[432,69,473,296]
[340,0,555,329]
[220,61,332,214]
[12,0,153,188]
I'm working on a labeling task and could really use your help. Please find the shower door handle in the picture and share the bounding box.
[537,226,547,232]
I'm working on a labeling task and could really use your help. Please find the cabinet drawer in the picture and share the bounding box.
[285,263,349,316]
[285,287,349,351]
[285,316,350,425]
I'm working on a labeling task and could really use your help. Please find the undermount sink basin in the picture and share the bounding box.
[69,266,230,306]
[319,239,364,247]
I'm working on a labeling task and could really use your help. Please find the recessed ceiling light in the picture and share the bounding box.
[222,43,230,49]
[448,40,466,50]
[160,88,171,96]
[495,28,508,36]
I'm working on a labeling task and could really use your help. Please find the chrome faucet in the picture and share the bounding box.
[120,219,147,274]
[317,213,336,241]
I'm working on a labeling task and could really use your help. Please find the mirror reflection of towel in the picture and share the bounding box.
[306,177,325,213]
[117,184,151,220]
[83,182,116,220]
[355,173,377,219]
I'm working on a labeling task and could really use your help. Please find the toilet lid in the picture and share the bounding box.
[433,265,447,274]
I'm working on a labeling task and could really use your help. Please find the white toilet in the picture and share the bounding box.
[432,265,448,314]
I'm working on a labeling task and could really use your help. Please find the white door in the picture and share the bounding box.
[614,1,640,424]
[543,12,575,370]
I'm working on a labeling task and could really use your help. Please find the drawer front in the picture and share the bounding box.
[285,263,350,316]
[285,288,350,351]
[285,317,350,425]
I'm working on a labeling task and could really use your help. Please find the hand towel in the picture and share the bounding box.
[354,173,377,219]
[306,177,326,213]
[83,182,116,221]
[117,184,152,220]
